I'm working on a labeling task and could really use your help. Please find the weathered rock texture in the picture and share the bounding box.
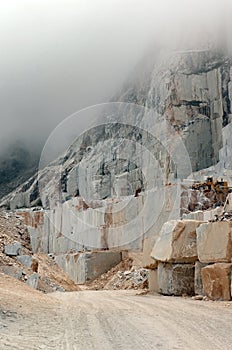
[197,222,232,263]
[151,220,203,263]
[194,261,208,296]
[117,50,232,171]
[202,263,232,301]
[158,262,195,296]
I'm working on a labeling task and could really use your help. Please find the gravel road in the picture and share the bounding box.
[1,283,232,350]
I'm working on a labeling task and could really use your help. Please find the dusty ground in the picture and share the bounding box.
[1,273,232,350]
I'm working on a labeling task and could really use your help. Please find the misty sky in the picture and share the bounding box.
[0,0,231,155]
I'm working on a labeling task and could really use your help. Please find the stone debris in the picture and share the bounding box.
[211,211,232,222]
[0,265,24,280]
[87,254,148,290]
[0,211,80,292]
[16,255,33,268]
[192,295,204,301]
[4,242,22,256]
[116,268,148,287]
[26,273,39,289]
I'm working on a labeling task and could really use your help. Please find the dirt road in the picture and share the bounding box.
[1,278,232,350]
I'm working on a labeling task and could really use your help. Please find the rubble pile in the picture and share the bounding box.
[108,268,148,290]
[0,211,79,292]
[212,212,232,221]
[208,193,232,222]
[88,255,148,290]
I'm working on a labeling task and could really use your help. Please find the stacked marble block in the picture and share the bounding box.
[144,219,232,301]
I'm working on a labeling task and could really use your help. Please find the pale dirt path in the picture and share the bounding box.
[1,283,232,350]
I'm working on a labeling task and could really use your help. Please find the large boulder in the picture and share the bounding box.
[202,263,232,301]
[158,263,195,296]
[26,273,39,289]
[16,255,38,272]
[17,255,33,268]
[0,265,23,280]
[4,242,22,256]
[197,222,232,263]
[151,220,203,263]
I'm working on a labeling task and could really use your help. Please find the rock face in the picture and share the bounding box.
[16,183,183,253]
[158,263,195,296]
[1,49,232,213]
[117,50,232,171]
[202,263,232,301]
[197,222,232,263]
[151,220,203,263]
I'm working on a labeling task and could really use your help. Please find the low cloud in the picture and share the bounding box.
[0,0,231,156]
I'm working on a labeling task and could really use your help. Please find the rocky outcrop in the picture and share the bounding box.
[117,50,232,172]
